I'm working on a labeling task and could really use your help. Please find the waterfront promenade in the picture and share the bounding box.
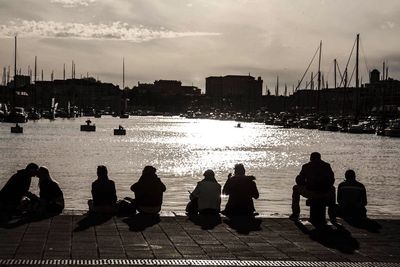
[0,212,399,267]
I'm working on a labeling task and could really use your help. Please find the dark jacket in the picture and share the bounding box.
[0,170,32,206]
[338,180,367,209]
[296,160,334,192]
[40,180,64,209]
[91,179,117,206]
[130,174,166,208]
[222,175,259,215]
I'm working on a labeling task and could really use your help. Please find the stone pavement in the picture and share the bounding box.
[0,212,399,266]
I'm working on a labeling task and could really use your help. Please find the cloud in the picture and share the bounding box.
[0,20,221,42]
[50,0,96,8]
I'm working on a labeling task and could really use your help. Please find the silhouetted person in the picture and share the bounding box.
[222,164,259,216]
[337,170,367,220]
[290,152,335,221]
[186,169,221,215]
[88,165,117,213]
[37,166,64,214]
[130,166,166,214]
[0,163,39,214]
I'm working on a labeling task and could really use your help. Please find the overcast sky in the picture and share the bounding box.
[0,0,399,93]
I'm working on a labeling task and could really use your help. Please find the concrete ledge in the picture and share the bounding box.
[0,214,399,265]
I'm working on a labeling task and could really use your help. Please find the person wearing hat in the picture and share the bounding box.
[186,169,221,215]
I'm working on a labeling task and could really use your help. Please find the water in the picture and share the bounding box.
[0,116,399,217]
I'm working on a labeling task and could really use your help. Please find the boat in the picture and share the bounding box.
[120,113,129,119]
[80,119,96,132]
[234,123,242,128]
[27,109,41,120]
[11,123,23,133]
[4,107,28,123]
[114,125,126,135]
[384,119,400,137]
[348,122,375,134]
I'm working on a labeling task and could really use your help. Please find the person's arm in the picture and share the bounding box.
[337,183,342,205]
[362,185,367,206]
[250,178,259,199]
[191,183,200,200]
[111,181,117,203]
[222,177,231,195]
[295,166,306,185]
[328,165,335,187]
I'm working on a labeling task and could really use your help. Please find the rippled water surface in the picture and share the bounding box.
[1,116,399,217]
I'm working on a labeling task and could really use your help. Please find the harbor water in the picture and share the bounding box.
[0,116,399,217]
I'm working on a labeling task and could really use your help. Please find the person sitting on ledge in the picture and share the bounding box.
[130,166,166,214]
[290,152,336,221]
[222,163,259,216]
[0,163,39,215]
[88,165,117,214]
[186,169,221,215]
[337,169,367,221]
[37,166,64,214]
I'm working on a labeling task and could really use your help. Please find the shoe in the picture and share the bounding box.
[289,214,299,221]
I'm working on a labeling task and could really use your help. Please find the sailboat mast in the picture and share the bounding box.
[122,57,125,89]
[317,40,322,90]
[356,34,360,88]
[13,35,17,106]
[334,59,337,88]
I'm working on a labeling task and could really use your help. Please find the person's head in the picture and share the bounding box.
[25,163,39,177]
[203,169,216,182]
[310,152,321,162]
[37,166,58,185]
[345,169,356,181]
[142,165,157,176]
[37,166,50,180]
[234,163,245,176]
[97,165,108,180]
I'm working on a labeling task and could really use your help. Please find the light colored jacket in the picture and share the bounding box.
[192,180,221,211]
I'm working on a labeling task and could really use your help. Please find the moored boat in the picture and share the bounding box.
[384,119,400,137]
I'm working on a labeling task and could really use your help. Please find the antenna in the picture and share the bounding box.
[63,63,66,80]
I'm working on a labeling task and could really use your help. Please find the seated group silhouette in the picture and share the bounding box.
[0,153,373,229]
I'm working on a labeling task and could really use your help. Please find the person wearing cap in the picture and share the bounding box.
[222,163,259,216]
[187,169,221,215]
[0,163,39,214]
[130,166,166,214]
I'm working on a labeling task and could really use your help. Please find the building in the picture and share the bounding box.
[128,80,201,113]
[205,75,263,111]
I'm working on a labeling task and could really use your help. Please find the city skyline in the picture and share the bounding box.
[0,0,399,92]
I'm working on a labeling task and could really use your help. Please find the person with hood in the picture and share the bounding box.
[0,163,39,214]
[222,164,259,216]
[187,169,221,215]
[130,166,166,214]
[88,165,117,213]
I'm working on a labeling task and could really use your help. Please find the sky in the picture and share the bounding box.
[0,0,399,94]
